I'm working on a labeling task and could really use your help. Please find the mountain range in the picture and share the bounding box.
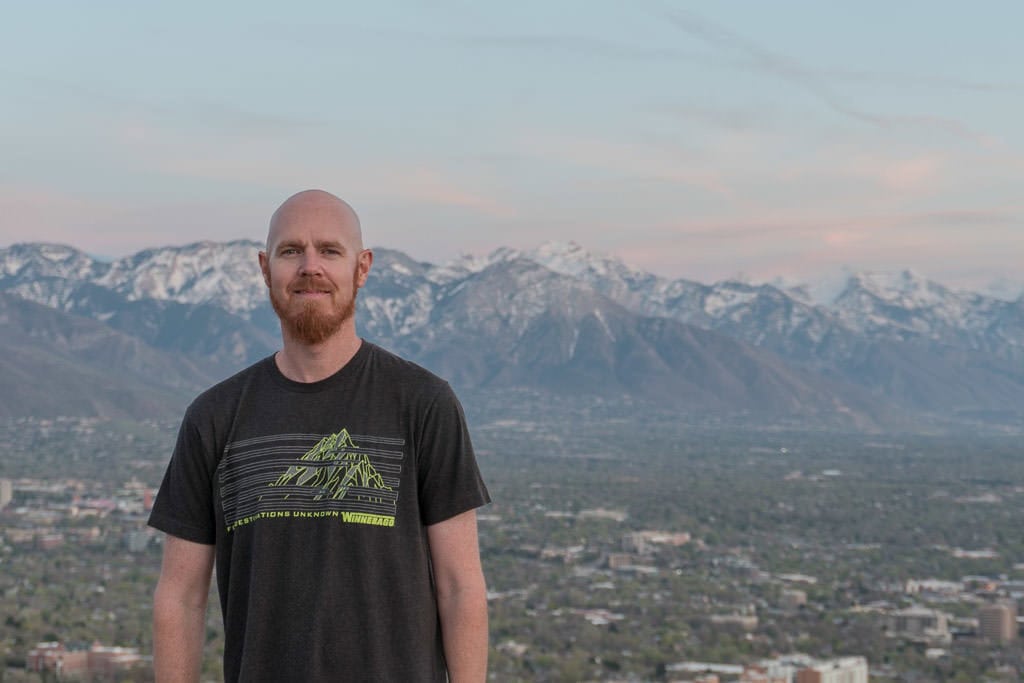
[2,240,1023,430]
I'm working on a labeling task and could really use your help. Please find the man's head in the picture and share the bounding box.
[259,190,373,346]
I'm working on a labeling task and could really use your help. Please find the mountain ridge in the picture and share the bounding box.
[2,240,1022,429]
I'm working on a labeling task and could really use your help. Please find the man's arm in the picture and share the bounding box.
[153,534,216,683]
[428,509,488,683]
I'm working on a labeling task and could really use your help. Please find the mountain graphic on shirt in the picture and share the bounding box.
[268,429,393,501]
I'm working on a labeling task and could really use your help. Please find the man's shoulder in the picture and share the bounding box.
[363,341,441,381]
[363,342,452,394]
[187,356,273,415]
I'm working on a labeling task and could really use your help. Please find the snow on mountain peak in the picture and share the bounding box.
[427,247,524,284]
[3,241,1017,352]
[979,276,1024,302]
[94,239,267,312]
[525,241,630,280]
[0,242,100,280]
[532,240,586,261]
[37,243,82,261]
[841,269,957,310]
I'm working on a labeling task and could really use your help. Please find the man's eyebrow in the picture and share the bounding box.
[273,239,347,252]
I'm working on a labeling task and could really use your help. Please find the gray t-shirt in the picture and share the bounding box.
[149,341,490,682]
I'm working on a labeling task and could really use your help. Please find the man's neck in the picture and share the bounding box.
[274,330,363,383]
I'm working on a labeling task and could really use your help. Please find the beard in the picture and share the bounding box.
[268,269,359,345]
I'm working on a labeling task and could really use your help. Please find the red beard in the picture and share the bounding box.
[268,270,359,345]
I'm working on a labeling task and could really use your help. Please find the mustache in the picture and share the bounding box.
[290,276,335,292]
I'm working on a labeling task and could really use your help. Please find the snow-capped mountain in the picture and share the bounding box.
[1,240,1023,426]
[831,270,1024,361]
[980,276,1024,302]
[0,243,108,310]
[0,240,268,315]
[96,239,267,313]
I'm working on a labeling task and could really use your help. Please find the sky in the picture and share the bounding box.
[2,1,1022,295]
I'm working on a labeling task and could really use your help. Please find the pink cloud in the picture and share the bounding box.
[877,156,943,191]
[518,132,733,196]
[105,122,516,222]
[609,206,1020,284]
[821,230,867,247]
[0,184,270,256]
[382,167,517,218]
[0,186,117,248]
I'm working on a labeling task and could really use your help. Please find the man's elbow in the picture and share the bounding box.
[153,577,210,622]
[436,570,488,613]
[438,560,486,591]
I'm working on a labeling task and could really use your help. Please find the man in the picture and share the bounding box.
[149,190,490,682]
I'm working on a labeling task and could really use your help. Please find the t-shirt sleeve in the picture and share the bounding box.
[148,405,218,544]
[416,383,490,526]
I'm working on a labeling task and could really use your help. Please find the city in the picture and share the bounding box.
[3,409,1023,681]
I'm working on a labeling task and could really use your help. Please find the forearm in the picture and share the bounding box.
[437,580,489,683]
[153,583,208,683]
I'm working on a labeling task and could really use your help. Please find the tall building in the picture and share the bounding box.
[0,478,12,509]
[795,657,868,683]
[978,601,1017,643]
[622,531,649,554]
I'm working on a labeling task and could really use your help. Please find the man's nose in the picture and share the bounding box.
[299,251,324,275]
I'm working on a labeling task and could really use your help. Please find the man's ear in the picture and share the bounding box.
[356,249,374,288]
[258,251,271,288]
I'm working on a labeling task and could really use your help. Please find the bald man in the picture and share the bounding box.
[150,190,490,682]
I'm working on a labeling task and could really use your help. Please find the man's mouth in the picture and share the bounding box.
[291,278,333,295]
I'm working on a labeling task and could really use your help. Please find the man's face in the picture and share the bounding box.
[259,209,371,346]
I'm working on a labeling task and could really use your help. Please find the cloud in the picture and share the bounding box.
[382,167,516,218]
[651,6,996,145]
[0,186,116,248]
[448,31,731,70]
[844,155,945,193]
[608,205,1021,283]
[516,132,733,196]
[88,111,514,221]
[0,184,268,256]
[803,64,1024,96]
[654,102,782,133]
[876,157,942,192]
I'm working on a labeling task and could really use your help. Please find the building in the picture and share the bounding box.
[607,553,634,570]
[886,606,951,644]
[740,667,790,683]
[978,601,1017,643]
[625,529,690,550]
[667,662,744,679]
[27,641,151,678]
[124,529,153,553]
[0,478,12,509]
[88,645,151,678]
[36,532,65,550]
[749,654,816,683]
[795,656,868,683]
[710,613,759,631]
[27,642,88,677]
[622,532,649,554]
[781,589,807,610]
[905,578,961,596]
